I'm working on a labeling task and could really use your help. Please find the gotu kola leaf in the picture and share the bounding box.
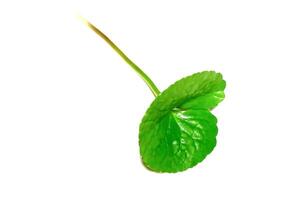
[139,71,225,172]
[82,18,226,173]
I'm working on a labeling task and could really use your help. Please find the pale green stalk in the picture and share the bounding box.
[80,17,160,97]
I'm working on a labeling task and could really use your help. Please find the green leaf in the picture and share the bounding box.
[139,71,226,172]
[83,20,226,173]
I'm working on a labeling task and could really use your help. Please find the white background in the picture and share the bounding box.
[0,0,300,199]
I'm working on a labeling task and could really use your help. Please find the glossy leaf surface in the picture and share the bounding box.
[139,71,226,172]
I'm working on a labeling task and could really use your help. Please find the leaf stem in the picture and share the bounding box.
[80,17,160,97]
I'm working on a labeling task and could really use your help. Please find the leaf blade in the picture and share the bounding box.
[139,71,226,172]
